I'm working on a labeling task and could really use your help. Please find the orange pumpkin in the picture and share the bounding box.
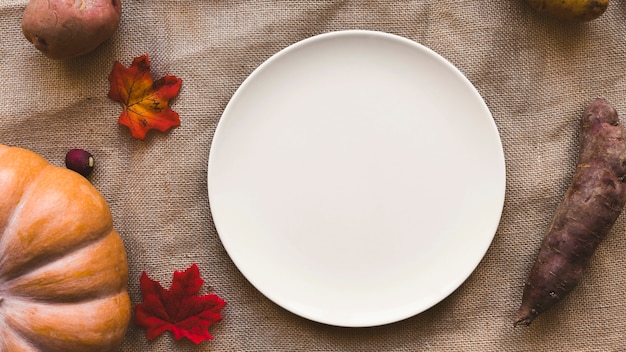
[0,144,130,351]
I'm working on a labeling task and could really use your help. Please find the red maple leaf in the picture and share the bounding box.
[108,55,182,140]
[135,264,226,344]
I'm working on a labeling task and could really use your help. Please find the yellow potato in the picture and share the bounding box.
[527,0,609,21]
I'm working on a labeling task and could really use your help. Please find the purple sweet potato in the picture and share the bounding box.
[515,98,626,326]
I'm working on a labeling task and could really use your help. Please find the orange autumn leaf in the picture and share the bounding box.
[108,55,182,140]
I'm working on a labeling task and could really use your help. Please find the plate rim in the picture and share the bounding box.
[207,29,506,327]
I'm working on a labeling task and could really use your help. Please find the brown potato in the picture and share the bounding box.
[527,0,609,21]
[21,0,122,60]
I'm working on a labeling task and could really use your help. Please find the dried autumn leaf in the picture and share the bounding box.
[108,55,182,140]
[135,264,226,344]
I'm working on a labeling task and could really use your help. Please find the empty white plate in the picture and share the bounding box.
[208,30,506,327]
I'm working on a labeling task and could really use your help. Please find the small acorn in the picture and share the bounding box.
[65,148,94,177]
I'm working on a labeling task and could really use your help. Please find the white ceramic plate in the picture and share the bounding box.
[208,30,505,327]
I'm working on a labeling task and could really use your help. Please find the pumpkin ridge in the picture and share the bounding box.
[4,291,131,352]
[0,145,49,236]
[2,284,128,310]
[0,160,50,284]
[0,163,115,283]
[3,326,47,352]
[0,326,42,352]
[0,222,117,284]
[3,229,128,304]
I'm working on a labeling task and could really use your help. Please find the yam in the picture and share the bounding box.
[515,98,626,326]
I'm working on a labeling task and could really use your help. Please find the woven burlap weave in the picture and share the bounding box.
[2,1,626,351]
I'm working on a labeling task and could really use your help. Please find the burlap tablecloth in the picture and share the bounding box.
[2,1,626,351]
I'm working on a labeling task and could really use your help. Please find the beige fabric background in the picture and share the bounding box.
[2,0,626,351]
